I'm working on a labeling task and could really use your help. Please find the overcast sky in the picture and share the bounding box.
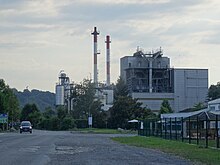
[0,0,220,92]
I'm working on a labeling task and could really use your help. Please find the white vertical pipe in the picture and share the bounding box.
[106,35,111,86]
[91,27,99,88]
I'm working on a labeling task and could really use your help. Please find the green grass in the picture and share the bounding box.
[71,128,137,134]
[189,139,219,148]
[112,136,220,165]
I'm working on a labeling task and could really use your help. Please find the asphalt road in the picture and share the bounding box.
[0,130,193,165]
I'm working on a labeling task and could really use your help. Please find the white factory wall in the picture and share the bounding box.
[132,93,174,113]
[174,69,208,112]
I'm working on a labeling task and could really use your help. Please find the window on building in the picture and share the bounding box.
[210,106,215,110]
[129,63,131,67]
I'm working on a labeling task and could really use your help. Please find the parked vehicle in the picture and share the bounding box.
[20,121,32,133]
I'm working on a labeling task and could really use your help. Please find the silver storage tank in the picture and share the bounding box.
[55,85,65,105]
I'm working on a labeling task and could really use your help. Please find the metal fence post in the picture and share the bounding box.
[188,117,191,144]
[155,120,158,137]
[165,118,167,139]
[205,115,208,148]
[181,117,184,142]
[170,118,172,140]
[197,116,199,145]
[160,118,163,138]
[216,115,219,148]
[146,121,148,137]
[175,117,177,140]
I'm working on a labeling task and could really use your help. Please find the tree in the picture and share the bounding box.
[208,82,220,100]
[60,117,76,130]
[159,99,173,116]
[0,79,20,123]
[192,102,205,111]
[71,79,106,128]
[90,100,107,128]
[108,96,154,129]
[42,107,55,119]
[20,103,41,127]
[57,106,67,120]
[72,79,96,119]
[114,76,128,100]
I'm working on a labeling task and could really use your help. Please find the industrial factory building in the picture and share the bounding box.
[55,71,74,113]
[55,27,113,112]
[120,48,208,113]
[56,26,208,113]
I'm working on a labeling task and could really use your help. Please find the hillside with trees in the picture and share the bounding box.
[13,89,55,111]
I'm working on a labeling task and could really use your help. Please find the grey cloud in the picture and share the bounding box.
[0,0,26,9]
[0,0,208,39]
[160,19,220,36]
[0,41,48,49]
[59,0,207,23]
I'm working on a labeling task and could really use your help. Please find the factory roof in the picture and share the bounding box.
[208,98,220,105]
[161,108,219,120]
[161,109,208,119]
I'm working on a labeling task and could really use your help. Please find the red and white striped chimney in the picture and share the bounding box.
[105,35,111,86]
[91,27,99,87]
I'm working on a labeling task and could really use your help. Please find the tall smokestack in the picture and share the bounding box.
[91,27,99,87]
[105,35,111,86]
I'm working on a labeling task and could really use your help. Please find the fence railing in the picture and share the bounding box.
[138,114,220,149]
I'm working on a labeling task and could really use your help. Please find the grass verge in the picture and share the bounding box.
[71,128,137,134]
[112,136,220,165]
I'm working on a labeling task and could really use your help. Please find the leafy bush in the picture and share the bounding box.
[60,117,76,130]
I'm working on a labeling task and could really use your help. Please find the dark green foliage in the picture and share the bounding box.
[108,77,155,129]
[114,76,128,100]
[39,116,60,130]
[72,79,96,119]
[192,102,205,111]
[20,103,41,127]
[92,112,107,128]
[159,99,173,116]
[60,117,76,130]
[108,96,155,129]
[49,117,60,130]
[208,82,220,100]
[38,118,50,130]
[0,79,20,123]
[71,79,107,128]
[43,107,55,119]
[75,119,88,128]
[57,106,67,120]
[13,89,55,111]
